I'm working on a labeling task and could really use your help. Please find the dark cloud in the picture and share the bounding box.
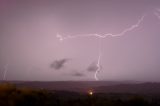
[50,59,69,70]
[71,71,85,77]
[87,62,101,72]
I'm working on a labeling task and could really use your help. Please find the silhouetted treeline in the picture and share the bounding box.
[0,83,160,106]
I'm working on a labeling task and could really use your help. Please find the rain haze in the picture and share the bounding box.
[0,0,160,81]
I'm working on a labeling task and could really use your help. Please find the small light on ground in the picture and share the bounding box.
[88,90,93,96]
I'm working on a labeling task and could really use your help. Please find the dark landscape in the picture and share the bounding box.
[0,81,160,106]
[2,81,160,94]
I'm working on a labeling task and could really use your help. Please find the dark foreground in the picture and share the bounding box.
[0,83,160,106]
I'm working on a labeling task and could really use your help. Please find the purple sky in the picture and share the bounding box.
[0,0,160,81]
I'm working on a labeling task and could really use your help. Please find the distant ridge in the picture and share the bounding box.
[1,81,160,94]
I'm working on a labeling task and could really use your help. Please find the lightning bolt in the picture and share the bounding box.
[154,8,160,20]
[95,38,102,80]
[56,15,145,81]
[3,64,8,81]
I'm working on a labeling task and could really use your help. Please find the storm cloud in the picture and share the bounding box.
[1,0,160,81]
[87,62,98,72]
[50,59,69,70]
[72,71,85,77]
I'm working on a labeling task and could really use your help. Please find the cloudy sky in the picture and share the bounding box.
[0,0,160,81]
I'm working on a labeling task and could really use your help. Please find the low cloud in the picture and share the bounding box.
[50,59,69,70]
[71,71,85,77]
[87,62,101,72]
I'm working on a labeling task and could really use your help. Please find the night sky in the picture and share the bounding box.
[0,0,160,81]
